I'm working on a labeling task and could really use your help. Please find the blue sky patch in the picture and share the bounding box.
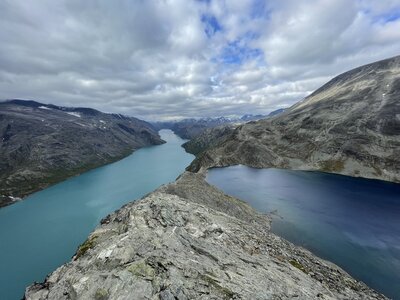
[382,10,400,23]
[251,0,270,19]
[363,7,400,24]
[201,14,222,37]
[219,39,263,65]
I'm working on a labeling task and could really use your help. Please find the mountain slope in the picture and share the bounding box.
[182,124,237,155]
[187,55,400,182]
[0,100,164,207]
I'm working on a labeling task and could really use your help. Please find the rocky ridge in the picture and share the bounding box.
[0,100,164,207]
[187,56,400,183]
[25,171,385,300]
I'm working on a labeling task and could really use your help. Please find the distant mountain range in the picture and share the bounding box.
[186,55,400,183]
[0,99,163,207]
[152,109,286,140]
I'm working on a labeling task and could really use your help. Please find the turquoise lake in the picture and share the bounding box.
[207,165,400,299]
[0,130,193,300]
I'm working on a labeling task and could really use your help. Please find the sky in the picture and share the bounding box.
[0,0,400,121]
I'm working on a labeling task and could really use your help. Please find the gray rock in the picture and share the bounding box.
[25,172,386,300]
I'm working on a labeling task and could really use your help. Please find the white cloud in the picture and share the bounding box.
[0,0,399,120]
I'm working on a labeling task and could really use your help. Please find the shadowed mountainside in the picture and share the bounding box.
[0,100,164,207]
[187,55,400,183]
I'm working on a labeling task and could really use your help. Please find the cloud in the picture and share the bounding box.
[0,0,399,120]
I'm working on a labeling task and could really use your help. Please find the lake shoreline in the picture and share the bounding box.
[25,171,386,299]
[3,132,394,299]
[0,130,192,300]
[206,165,400,299]
[0,146,156,209]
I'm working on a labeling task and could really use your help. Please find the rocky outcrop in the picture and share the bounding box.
[187,56,400,183]
[0,100,164,207]
[25,172,385,300]
[182,124,237,156]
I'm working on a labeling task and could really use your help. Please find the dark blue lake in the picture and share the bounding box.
[207,165,400,299]
[0,130,193,300]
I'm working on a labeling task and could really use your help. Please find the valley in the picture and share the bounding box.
[0,100,163,207]
[0,130,193,300]
[23,56,400,300]
[2,2,400,299]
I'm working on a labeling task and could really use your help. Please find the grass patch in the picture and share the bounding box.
[94,288,109,300]
[127,261,155,280]
[201,274,235,299]
[289,259,308,274]
[75,235,98,259]
[319,159,345,172]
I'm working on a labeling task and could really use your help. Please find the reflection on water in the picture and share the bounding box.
[207,165,400,299]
